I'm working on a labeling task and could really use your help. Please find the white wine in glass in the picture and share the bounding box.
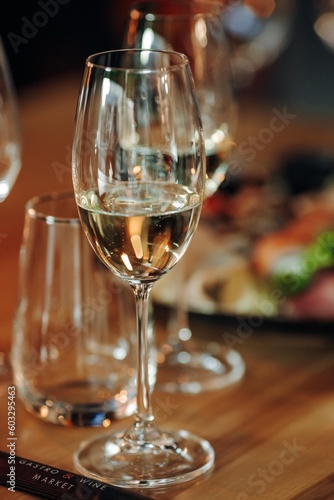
[72,49,214,488]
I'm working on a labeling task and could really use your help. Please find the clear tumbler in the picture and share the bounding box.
[12,191,156,426]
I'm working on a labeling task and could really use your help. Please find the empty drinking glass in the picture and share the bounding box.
[12,191,156,426]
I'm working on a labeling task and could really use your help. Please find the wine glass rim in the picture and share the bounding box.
[129,0,225,19]
[86,48,189,72]
[26,190,80,224]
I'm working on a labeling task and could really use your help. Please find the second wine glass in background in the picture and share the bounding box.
[124,0,246,393]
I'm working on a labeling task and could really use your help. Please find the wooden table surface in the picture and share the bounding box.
[1,74,334,500]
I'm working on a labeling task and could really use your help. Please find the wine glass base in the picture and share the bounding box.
[157,343,245,393]
[73,428,214,488]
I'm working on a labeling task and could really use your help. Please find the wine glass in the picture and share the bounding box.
[0,36,21,381]
[313,0,334,52]
[72,49,214,487]
[124,0,245,393]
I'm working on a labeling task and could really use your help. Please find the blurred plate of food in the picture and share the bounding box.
[154,151,334,324]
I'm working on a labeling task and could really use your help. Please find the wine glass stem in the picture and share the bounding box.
[132,283,155,428]
[167,260,194,351]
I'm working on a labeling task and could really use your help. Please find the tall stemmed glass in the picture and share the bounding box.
[0,38,21,202]
[124,0,245,393]
[72,49,214,487]
[0,37,21,380]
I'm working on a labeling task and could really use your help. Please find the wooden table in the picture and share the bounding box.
[1,74,334,499]
[2,323,334,499]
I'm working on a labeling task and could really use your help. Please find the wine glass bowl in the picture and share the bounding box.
[77,183,202,284]
[72,48,214,488]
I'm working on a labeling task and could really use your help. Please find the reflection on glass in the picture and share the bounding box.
[0,37,21,202]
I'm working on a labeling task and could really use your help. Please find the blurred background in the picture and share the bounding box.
[1,0,334,116]
[2,0,334,349]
